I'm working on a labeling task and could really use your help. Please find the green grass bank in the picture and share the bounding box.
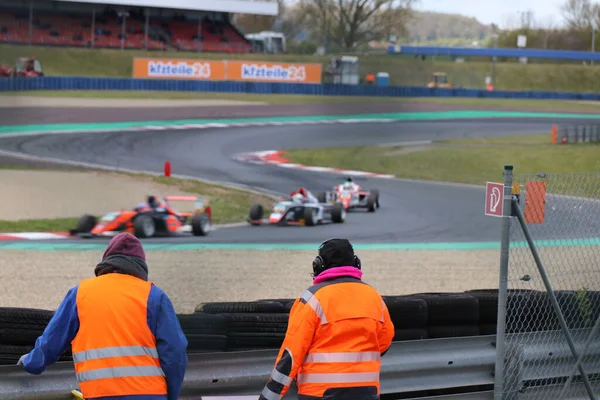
[3,44,600,92]
[284,135,600,195]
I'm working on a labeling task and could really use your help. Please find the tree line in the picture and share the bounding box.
[232,0,600,52]
[492,0,600,52]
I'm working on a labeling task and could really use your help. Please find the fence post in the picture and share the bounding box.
[493,164,514,400]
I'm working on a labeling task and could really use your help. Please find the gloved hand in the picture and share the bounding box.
[16,354,27,366]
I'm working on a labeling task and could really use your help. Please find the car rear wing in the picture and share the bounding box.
[165,195,212,221]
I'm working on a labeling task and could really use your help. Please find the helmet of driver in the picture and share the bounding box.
[147,195,158,207]
[292,193,304,203]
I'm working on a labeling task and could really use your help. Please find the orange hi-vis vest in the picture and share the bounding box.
[71,273,168,398]
[261,276,395,400]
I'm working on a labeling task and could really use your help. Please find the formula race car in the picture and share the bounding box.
[317,177,380,212]
[248,188,345,226]
[70,195,212,238]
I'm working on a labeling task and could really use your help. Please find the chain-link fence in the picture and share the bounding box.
[494,167,600,399]
[557,124,600,145]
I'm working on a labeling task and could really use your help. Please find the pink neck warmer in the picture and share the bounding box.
[313,266,363,285]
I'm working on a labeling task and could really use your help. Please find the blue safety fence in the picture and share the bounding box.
[2,76,600,100]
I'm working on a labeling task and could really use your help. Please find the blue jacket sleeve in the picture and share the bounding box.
[23,286,80,375]
[147,285,188,400]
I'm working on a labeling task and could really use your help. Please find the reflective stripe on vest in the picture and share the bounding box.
[298,371,380,384]
[78,365,165,382]
[73,345,165,382]
[298,351,381,385]
[304,351,380,363]
[300,290,327,324]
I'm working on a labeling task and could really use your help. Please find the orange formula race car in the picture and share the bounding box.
[70,195,212,239]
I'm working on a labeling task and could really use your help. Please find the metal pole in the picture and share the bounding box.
[492,35,498,87]
[197,14,204,51]
[512,198,597,400]
[28,0,33,45]
[91,9,95,49]
[493,164,514,400]
[121,16,126,50]
[592,27,595,66]
[144,9,149,51]
[324,0,328,54]
[559,313,600,398]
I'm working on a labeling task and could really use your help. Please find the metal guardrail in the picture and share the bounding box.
[2,329,599,400]
[2,76,600,101]
[387,45,600,61]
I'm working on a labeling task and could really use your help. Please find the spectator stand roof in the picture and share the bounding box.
[54,0,279,16]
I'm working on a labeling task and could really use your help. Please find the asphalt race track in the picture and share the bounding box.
[2,118,599,244]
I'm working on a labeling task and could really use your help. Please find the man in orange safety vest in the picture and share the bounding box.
[17,232,188,400]
[259,238,395,400]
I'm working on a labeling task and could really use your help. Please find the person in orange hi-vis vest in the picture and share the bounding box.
[16,232,188,400]
[259,238,395,400]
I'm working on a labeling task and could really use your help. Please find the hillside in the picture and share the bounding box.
[2,43,600,93]
[405,11,495,46]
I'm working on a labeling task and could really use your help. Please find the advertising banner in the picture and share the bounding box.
[132,58,322,84]
[226,61,322,84]
[132,58,226,80]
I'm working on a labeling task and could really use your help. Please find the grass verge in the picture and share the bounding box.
[0,218,79,234]
[0,170,274,233]
[3,90,600,112]
[3,44,600,92]
[284,135,600,194]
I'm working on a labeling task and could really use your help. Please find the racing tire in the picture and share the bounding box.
[331,202,345,223]
[370,189,380,207]
[249,204,264,226]
[133,215,155,238]
[195,301,286,314]
[303,207,316,226]
[76,214,97,233]
[191,212,210,236]
[315,191,327,203]
[366,195,377,212]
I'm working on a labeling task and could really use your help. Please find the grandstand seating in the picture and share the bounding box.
[0,9,251,53]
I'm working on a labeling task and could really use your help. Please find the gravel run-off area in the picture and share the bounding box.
[2,169,196,220]
[2,247,597,314]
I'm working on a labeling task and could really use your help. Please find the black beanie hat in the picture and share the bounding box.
[318,238,356,269]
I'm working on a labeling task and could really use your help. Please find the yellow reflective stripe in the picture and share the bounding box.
[300,290,327,324]
[261,386,283,400]
[72,346,159,363]
[297,371,380,384]
[271,368,294,386]
[76,365,165,383]
[304,351,381,363]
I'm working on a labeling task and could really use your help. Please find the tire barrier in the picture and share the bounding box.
[3,289,600,365]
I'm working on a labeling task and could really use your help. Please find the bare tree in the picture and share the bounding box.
[561,0,593,29]
[538,15,557,48]
[297,0,416,50]
[518,9,535,29]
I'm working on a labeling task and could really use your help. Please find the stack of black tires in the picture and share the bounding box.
[189,299,294,352]
[2,289,600,365]
[0,307,72,365]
